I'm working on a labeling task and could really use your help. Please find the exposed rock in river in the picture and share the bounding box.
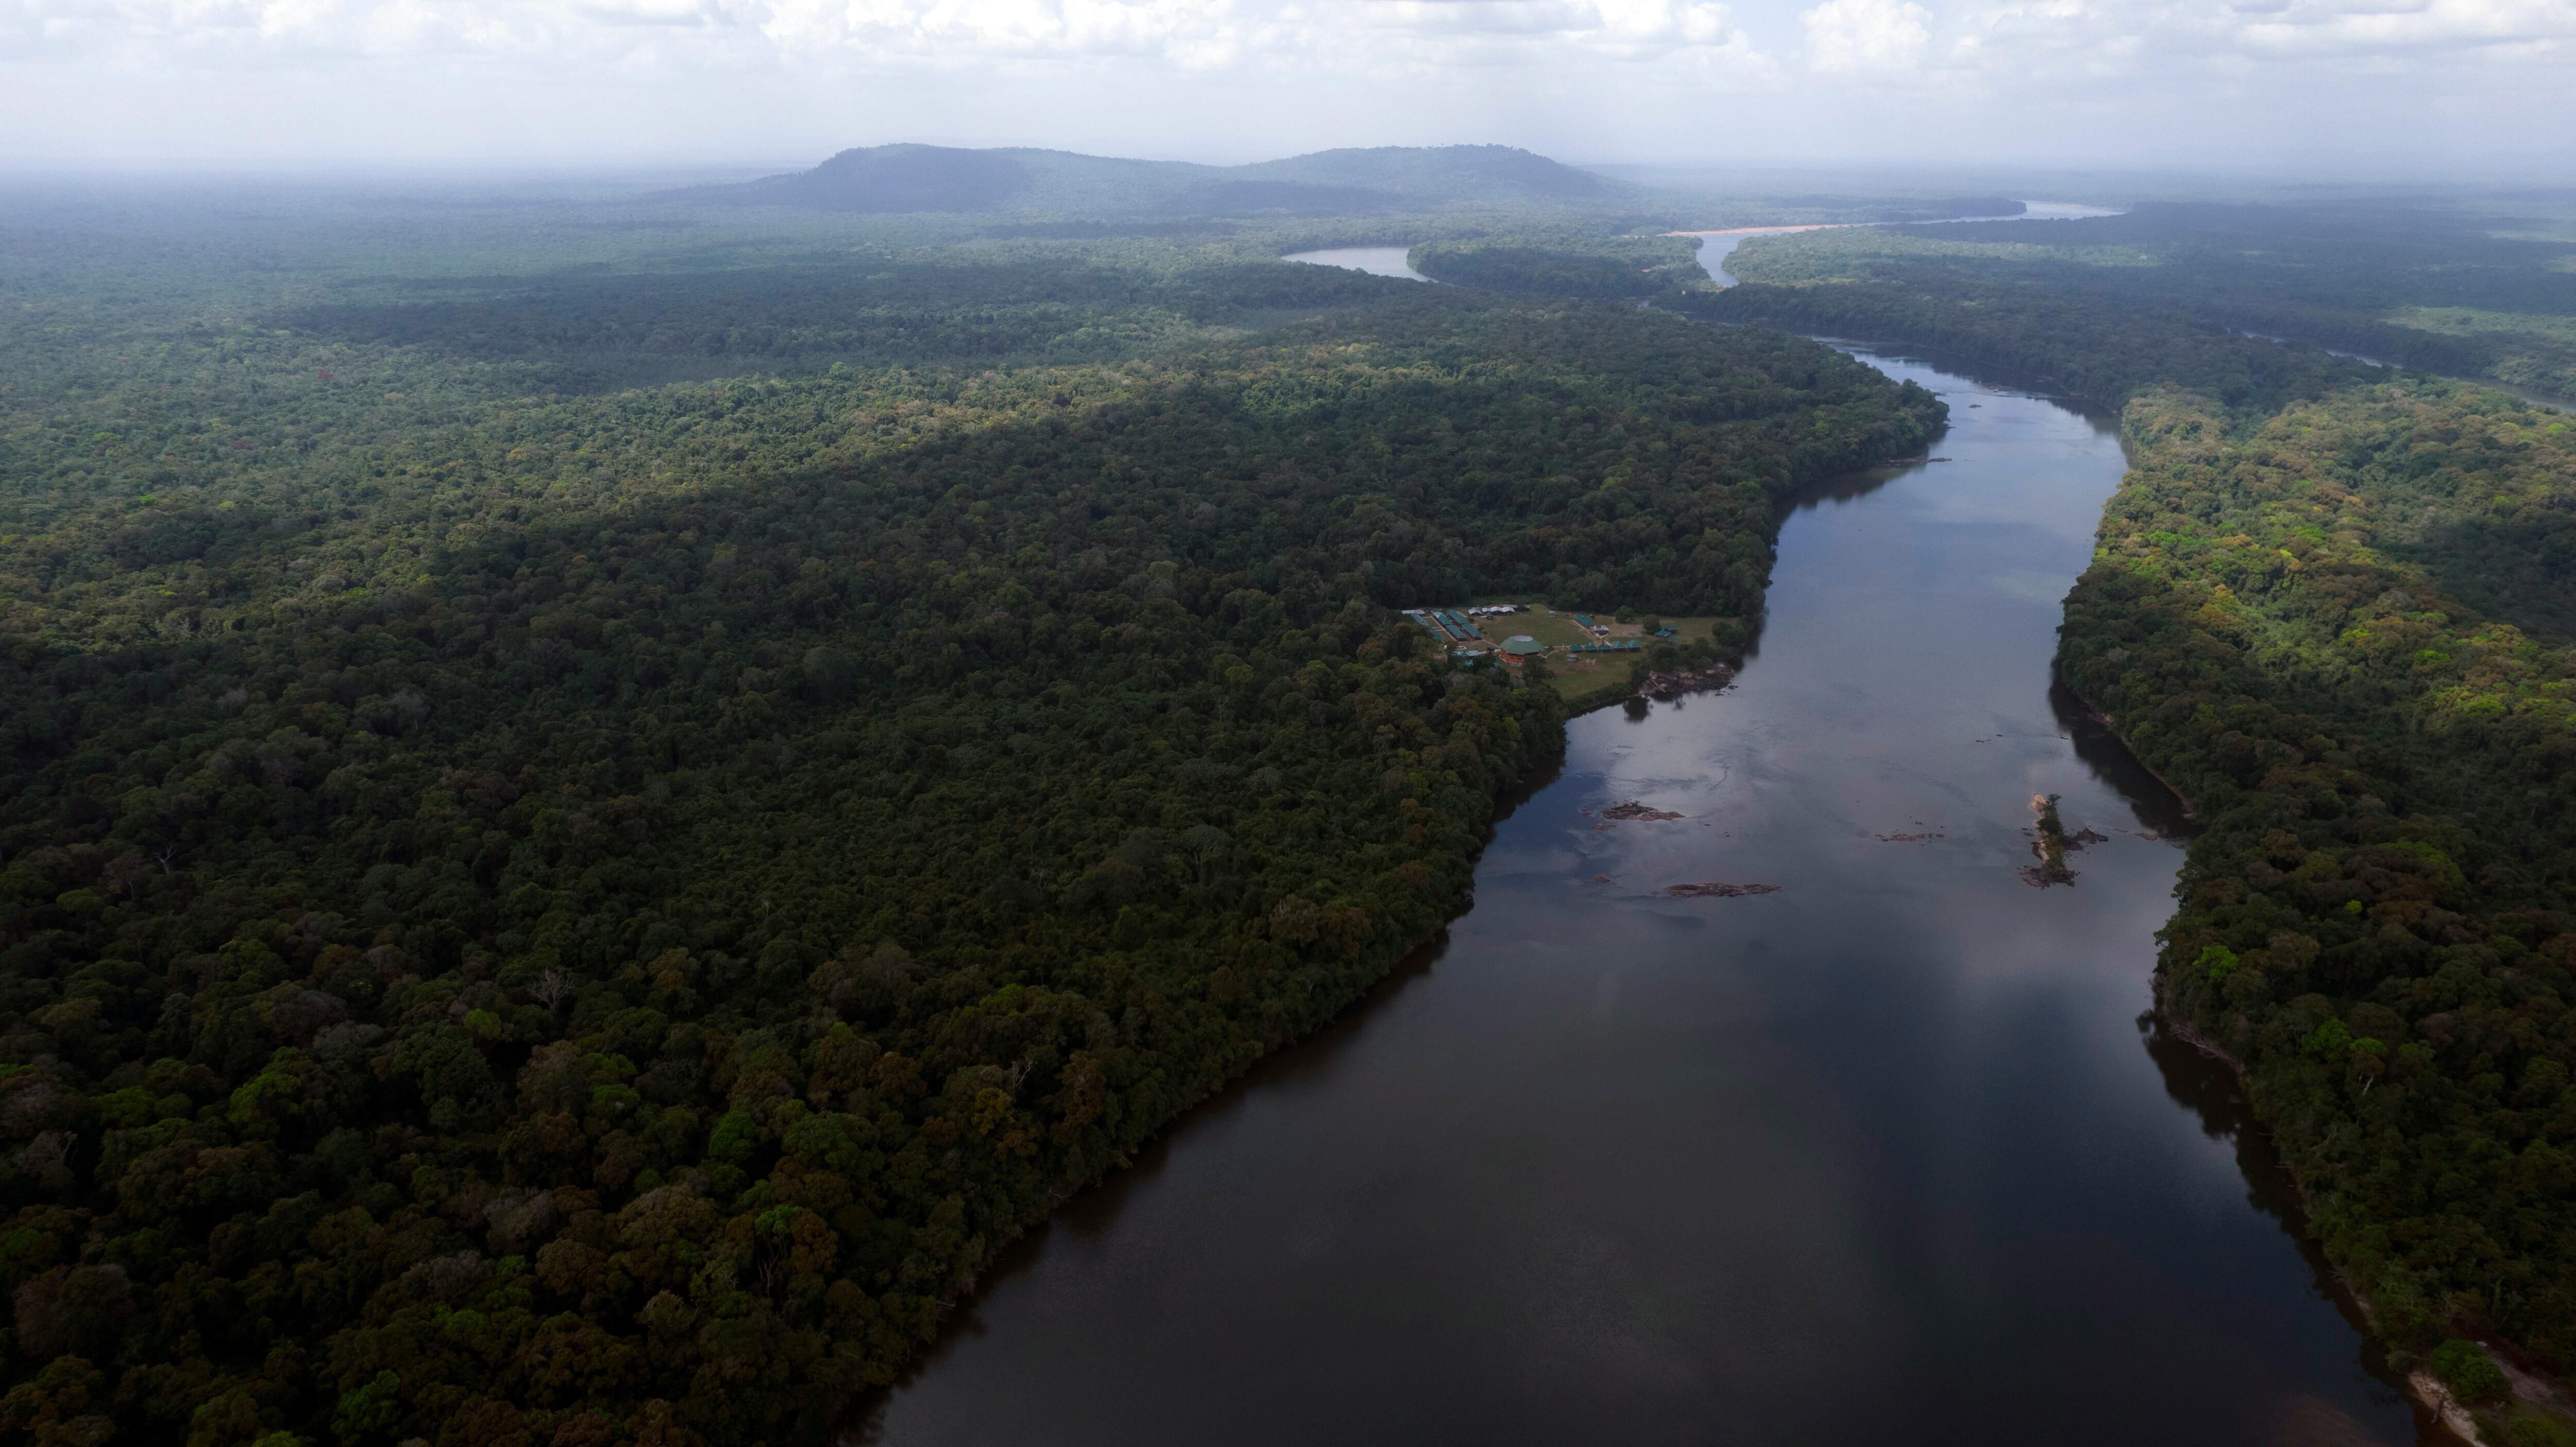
[1640,664,1735,699]
[2022,792,2076,887]
[1601,801,1685,821]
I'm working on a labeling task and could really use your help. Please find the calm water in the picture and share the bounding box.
[854,345,2428,1445]
[1688,203,2130,286]
[1281,245,1433,281]
[1689,229,1805,286]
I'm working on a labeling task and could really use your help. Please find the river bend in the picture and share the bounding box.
[857,344,2425,1446]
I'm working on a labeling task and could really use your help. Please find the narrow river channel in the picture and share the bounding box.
[854,331,2431,1444]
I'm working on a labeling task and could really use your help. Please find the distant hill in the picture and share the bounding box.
[699,144,1039,213]
[664,143,1644,216]
[1232,145,1617,205]
[1784,194,2029,223]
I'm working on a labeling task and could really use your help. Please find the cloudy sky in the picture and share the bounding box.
[4,0,2570,173]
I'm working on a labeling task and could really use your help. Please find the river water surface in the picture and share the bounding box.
[856,335,2429,1443]
[1280,245,1434,281]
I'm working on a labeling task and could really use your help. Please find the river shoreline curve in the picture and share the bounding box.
[837,420,1939,1427]
[857,335,2430,1447]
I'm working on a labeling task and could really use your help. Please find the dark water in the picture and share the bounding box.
[855,350,2428,1446]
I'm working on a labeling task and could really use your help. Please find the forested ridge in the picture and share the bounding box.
[0,205,1943,1447]
[265,253,1402,391]
[1709,209,2576,399]
[1711,219,2576,1425]
[1705,267,2378,410]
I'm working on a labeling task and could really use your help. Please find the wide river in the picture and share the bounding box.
[856,300,2431,1442]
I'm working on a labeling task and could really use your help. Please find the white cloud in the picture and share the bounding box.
[760,0,1234,62]
[2229,0,2576,55]
[1320,0,1774,70]
[1945,0,2576,71]
[1,0,2569,164]
[11,0,2566,77]
[1801,0,1930,68]
[2,0,1772,69]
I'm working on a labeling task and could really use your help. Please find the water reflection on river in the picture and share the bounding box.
[854,345,2427,1445]
[1281,245,1433,281]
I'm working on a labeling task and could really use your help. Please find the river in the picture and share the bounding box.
[1692,230,1802,287]
[1280,245,1434,281]
[1684,201,2130,287]
[852,301,2429,1445]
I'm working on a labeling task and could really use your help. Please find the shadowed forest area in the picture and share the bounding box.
[0,176,1944,1446]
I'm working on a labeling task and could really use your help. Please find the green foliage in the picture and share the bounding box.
[269,250,1401,391]
[1703,268,2375,412]
[2032,793,2071,880]
[1723,207,2576,1386]
[2509,1412,2576,1447]
[1710,204,2576,398]
[0,198,1943,1446]
[2434,1339,2514,1404]
[1410,232,1715,303]
[2300,1018,2353,1060]
[2049,378,2576,1365]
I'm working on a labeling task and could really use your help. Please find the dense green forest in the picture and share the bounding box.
[1408,231,1716,303]
[1703,252,2379,409]
[1713,216,2576,1426]
[1712,207,2576,398]
[25,147,2576,1447]
[0,192,1942,1446]
[2058,380,2576,1381]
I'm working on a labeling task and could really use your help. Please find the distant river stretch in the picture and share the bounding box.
[1279,245,1434,281]
[852,246,2431,1445]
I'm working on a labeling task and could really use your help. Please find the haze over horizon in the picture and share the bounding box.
[5,0,2571,179]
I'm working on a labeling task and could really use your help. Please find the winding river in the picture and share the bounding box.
[854,270,2431,1443]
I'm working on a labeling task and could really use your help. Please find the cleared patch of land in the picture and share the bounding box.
[1432,600,1735,707]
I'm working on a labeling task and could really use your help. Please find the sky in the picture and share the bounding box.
[3,0,2572,175]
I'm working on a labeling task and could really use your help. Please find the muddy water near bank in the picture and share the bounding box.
[853,350,2426,1446]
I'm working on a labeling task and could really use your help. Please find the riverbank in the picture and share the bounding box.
[2049,378,2576,1444]
[859,342,2423,1447]
[1723,269,2522,1436]
[2153,971,2489,1445]
[2056,682,2199,821]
